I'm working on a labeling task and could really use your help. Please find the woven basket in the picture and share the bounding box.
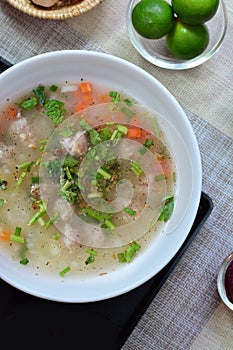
[5,0,103,20]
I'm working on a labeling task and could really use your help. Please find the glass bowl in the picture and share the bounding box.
[217,251,233,311]
[126,0,228,70]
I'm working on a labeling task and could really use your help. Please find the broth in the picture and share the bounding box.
[0,80,176,277]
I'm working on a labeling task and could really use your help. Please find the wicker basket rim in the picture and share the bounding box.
[5,0,103,20]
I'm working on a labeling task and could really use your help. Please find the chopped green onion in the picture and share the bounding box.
[39,139,48,144]
[0,198,5,207]
[14,226,22,236]
[28,201,46,226]
[38,217,45,227]
[64,167,72,180]
[82,208,113,222]
[110,129,119,140]
[144,139,153,148]
[45,212,59,229]
[123,207,136,216]
[17,171,27,186]
[104,219,115,230]
[85,249,98,256]
[87,192,103,199]
[31,176,39,184]
[139,138,154,155]
[10,235,25,244]
[52,233,60,240]
[20,257,29,265]
[109,91,118,98]
[97,167,112,180]
[62,180,72,191]
[130,160,143,176]
[109,91,121,102]
[124,98,133,106]
[17,161,34,171]
[117,124,128,134]
[59,266,71,277]
[158,195,174,222]
[85,249,98,265]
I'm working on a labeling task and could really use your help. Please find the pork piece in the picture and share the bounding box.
[0,142,15,161]
[31,0,59,7]
[60,131,88,158]
[9,116,36,148]
[30,183,41,201]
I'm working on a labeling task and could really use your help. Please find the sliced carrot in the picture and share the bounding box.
[75,103,87,112]
[98,95,110,104]
[80,81,92,94]
[83,95,94,106]
[127,127,142,138]
[0,229,11,241]
[6,107,17,120]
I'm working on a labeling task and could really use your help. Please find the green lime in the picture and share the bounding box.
[172,0,219,25]
[131,0,175,39]
[166,21,209,59]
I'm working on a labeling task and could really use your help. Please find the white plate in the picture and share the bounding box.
[0,50,202,302]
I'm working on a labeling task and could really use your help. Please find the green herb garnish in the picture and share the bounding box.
[20,97,37,110]
[44,99,66,125]
[118,241,141,263]
[123,207,136,216]
[10,234,25,244]
[59,266,71,277]
[50,84,58,92]
[85,249,98,265]
[20,257,29,265]
[33,85,46,106]
[158,195,174,222]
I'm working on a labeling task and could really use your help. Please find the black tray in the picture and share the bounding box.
[0,193,213,348]
[0,58,213,349]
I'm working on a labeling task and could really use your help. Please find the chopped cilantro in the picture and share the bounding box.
[50,84,58,92]
[79,118,100,145]
[20,97,37,110]
[0,199,5,207]
[44,99,66,125]
[118,241,141,263]
[33,85,46,106]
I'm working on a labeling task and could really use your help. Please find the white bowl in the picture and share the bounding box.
[0,50,202,302]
